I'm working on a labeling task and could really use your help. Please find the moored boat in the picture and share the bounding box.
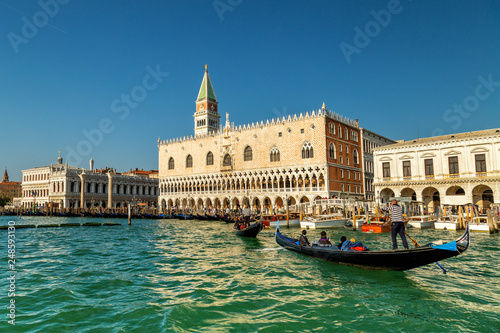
[300,213,348,229]
[468,216,491,232]
[406,215,436,229]
[435,215,460,230]
[360,216,391,233]
[275,221,471,271]
[262,214,300,228]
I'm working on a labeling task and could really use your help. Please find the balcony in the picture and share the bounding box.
[403,176,412,181]
[382,177,392,182]
[447,173,460,179]
[476,172,488,177]
[425,175,435,180]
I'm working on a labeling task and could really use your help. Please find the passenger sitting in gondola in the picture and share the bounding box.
[338,236,347,249]
[340,237,369,251]
[318,231,332,247]
[299,230,311,247]
[233,220,245,230]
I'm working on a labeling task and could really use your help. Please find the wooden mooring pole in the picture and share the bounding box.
[128,203,131,226]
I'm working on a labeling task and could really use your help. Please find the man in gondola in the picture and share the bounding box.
[242,204,251,227]
[382,200,409,249]
[299,230,310,247]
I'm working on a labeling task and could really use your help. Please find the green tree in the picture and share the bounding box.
[0,197,10,207]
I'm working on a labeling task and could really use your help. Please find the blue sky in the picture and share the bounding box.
[1,0,499,181]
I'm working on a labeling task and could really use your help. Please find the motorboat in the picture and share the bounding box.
[361,216,391,233]
[345,215,366,229]
[262,214,300,228]
[300,213,348,229]
[469,216,491,233]
[435,215,460,231]
[406,215,436,229]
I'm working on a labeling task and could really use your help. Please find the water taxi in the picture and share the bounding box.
[300,213,348,229]
[406,215,436,229]
[435,215,460,231]
[469,216,490,232]
[262,214,300,228]
[360,216,391,233]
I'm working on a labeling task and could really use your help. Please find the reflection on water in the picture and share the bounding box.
[0,216,498,332]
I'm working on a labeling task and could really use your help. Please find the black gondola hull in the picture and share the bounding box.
[275,227,470,271]
[235,220,263,238]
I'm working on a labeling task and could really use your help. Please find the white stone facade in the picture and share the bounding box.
[373,128,500,210]
[21,156,159,209]
[360,128,396,200]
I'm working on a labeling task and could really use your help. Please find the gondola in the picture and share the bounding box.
[275,221,470,271]
[235,217,263,238]
[220,215,238,223]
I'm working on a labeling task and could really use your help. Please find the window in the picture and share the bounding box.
[347,170,350,179]
[329,123,336,135]
[206,151,214,166]
[340,170,344,178]
[278,132,282,137]
[346,157,349,165]
[353,149,359,164]
[475,154,486,172]
[168,157,174,170]
[346,146,349,154]
[301,142,314,159]
[329,143,336,159]
[244,146,253,161]
[300,129,304,134]
[340,156,343,164]
[223,154,232,166]
[339,145,342,153]
[403,161,411,178]
[424,159,434,176]
[382,162,391,178]
[338,125,342,138]
[270,147,280,162]
[186,155,193,168]
[345,128,349,140]
[449,156,459,175]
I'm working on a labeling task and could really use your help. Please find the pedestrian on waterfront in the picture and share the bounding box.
[299,229,310,247]
[318,231,332,247]
[242,204,251,227]
[382,200,409,249]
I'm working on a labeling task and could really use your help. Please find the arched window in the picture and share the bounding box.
[206,151,214,166]
[338,125,342,138]
[345,128,349,140]
[301,142,314,159]
[329,143,336,159]
[244,146,253,161]
[186,155,193,168]
[270,147,280,162]
[168,157,174,170]
[353,149,359,164]
[329,123,336,135]
[223,154,232,166]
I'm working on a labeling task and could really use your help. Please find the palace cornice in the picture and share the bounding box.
[374,133,500,154]
[374,177,500,187]
[158,109,360,146]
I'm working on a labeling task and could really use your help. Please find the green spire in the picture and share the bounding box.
[197,65,217,102]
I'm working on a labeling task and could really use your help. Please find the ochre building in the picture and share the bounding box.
[158,67,367,212]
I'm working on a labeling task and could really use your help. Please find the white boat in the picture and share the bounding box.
[406,215,436,229]
[300,214,348,229]
[469,216,490,232]
[435,215,460,231]
[345,215,366,229]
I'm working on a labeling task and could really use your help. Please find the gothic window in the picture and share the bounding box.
[353,149,359,164]
[244,146,253,161]
[168,157,174,170]
[223,154,232,166]
[329,123,336,135]
[329,143,336,159]
[301,142,314,159]
[345,128,349,140]
[186,155,193,168]
[206,151,214,166]
[338,125,342,138]
[270,147,280,162]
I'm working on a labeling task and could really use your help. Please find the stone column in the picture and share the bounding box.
[79,172,86,209]
[107,171,115,209]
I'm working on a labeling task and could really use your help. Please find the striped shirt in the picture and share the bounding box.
[383,204,404,222]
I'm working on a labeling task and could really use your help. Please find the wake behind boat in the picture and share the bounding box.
[275,221,470,271]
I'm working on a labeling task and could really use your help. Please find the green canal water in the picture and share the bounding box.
[1,216,499,332]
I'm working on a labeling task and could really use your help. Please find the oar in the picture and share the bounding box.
[405,232,447,274]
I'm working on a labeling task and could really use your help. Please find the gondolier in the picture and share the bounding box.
[242,205,251,227]
[382,200,409,249]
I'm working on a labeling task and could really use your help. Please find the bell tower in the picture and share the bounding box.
[194,65,220,136]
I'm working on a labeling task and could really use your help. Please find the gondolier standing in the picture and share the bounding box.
[242,205,251,227]
[382,200,409,249]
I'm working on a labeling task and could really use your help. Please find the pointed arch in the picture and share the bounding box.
[168,157,175,170]
[206,151,214,166]
[244,146,253,161]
